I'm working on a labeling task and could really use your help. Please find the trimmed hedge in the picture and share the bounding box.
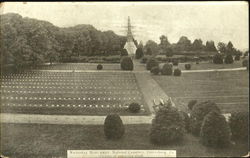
[229,112,248,141]
[104,114,125,140]
[97,64,103,70]
[187,100,197,111]
[150,66,160,75]
[173,68,181,76]
[185,63,191,70]
[200,111,231,148]
[150,106,185,145]
[224,55,234,64]
[120,57,133,71]
[161,63,173,75]
[146,58,159,70]
[190,101,221,136]
[128,103,141,113]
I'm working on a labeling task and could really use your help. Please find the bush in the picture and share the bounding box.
[224,55,234,64]
[190,101,221,136]
[234,55,240,61]
[161,63,173,75]
[146,58,159,70]
[185,63,191,70]
[213,54,223,64]
[104,114,125,140]
[97,64,103,70]
[242,59,249,70]
[150,66,160,75]
[150,106,185,145]
[179,111,190,132]
[229,112,248,141]
[172,60,179,66]
[173,68,181,76]
[200,111,231,148]
[128,103,141,113]
[120,57,133,71]
[187,100,197,111]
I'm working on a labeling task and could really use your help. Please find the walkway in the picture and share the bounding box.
[0,113,154,125]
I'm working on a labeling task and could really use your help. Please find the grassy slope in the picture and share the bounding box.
[1,123,248,158]
[153,70,249,113]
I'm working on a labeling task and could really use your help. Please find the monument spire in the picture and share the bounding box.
[124,16,137,56]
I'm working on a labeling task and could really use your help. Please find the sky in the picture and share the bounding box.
[1,2,249,50]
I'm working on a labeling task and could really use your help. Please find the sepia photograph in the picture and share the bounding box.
[0,1,249,158]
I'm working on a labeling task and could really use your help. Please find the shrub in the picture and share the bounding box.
[172,60,179,66]
[150,106,185,145]
[224,55,234,64]
[190,101,221,136]
[187,100,197,111]
[104,114,125,140]
[97,64,103,70]
[242,59,249,69]
[234,55,240,61]
[179,111,190,133]
[200,111,231,148]
[128,103,141,113]
[120,57,133,71]
[229,112,248,141]
[146,58,159,70]
[173,68,181,76]
[150,66,160,75]
[161,63,173,75]
[185,63,191,70]
[213,53,223,64]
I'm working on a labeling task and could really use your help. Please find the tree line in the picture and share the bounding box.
[142,35,243,57]
[0,13,246,68]
[0,13,126,67]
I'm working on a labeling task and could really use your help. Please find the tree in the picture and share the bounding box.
[200,111,231,148]
[165,47,174,57]
[205,41,217,52]
[190,101,221,136]
[144,40,158,55]
[176,36,192,51]
[135,47,144,59]
[217,42,227,54]
[229,112,248,141]
[159,35,170,50]
[104,114,125,140]
[161,63,173,75]
[120,57,133,71]
[192,39,203,51]
[150,106,185,145]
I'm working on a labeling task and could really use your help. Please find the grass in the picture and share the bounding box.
[1,123,248,158]
[153,70,249,113]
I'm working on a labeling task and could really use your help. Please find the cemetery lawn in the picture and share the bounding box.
[1,123,248,158]
[153,70,249,113]
[1,72,149,116]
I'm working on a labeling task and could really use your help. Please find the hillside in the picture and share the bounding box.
[0,13,126,67]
